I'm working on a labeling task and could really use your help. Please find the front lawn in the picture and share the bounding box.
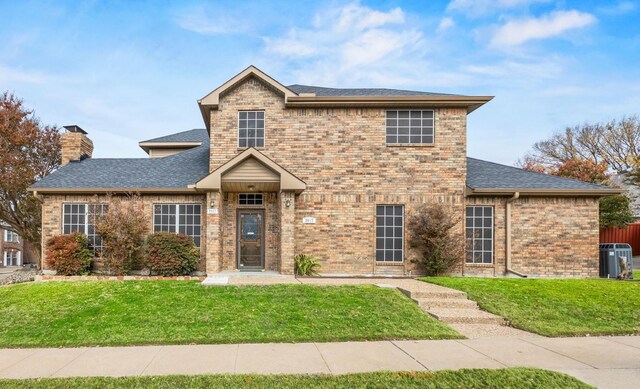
[422,277,640,337]
[0,281,460,348]
[0,369,591,389]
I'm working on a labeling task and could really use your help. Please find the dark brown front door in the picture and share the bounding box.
[237,210,264,270]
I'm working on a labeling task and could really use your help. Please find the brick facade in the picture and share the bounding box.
[37,74,603,278]
[464,196,600,277]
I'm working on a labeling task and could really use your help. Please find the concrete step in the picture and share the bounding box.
[400,288,467,300]
[427,308,506,325]
[417,298,478,310]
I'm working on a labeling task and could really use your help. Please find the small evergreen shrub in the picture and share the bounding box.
[145,232,200,276]
[294,254,321,276]
[45,233,92,276]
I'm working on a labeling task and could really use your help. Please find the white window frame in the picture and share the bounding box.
[238,193,264,206]
[3,250,21,267]
[4,230,19,243]
[153,204,202,247]
[375,205,405,263]
[237,110,265,148]
[385,110,435,145]
[62,203,108,253]
[465,206,494,264]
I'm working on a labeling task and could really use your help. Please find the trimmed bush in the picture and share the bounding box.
[145,232,200,276]
[45,233,92,276]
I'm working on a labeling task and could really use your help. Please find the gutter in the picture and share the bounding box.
[505,192,527,278]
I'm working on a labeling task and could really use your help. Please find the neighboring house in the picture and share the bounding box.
[29,66,621,277]
[0,225,34,267]
[610,173,640,220]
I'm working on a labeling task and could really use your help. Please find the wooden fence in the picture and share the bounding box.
[600,223,640,255]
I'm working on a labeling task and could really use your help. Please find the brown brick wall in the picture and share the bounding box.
[464,196,600,277]
[40,194,207,272]
[210,77,466,274]
[61,132,94,166]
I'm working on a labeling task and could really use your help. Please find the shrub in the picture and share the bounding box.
[94,194,148,275]
[45,233,92,276]
[407,203,465,276]
[145,232,200,276]
[294,254,321,276]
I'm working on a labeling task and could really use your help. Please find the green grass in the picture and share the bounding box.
[0,281,460,348]
[422,277,640,337]
[0,369,591,388]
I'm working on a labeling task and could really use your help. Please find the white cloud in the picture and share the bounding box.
[261,2,427,86]
[447,0,550,16]
[490,10,597,47]
[174,6,244,35]
[0,65,50,84]
[437,17,455,33]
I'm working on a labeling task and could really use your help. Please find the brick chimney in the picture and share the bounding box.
[61,125,93,166]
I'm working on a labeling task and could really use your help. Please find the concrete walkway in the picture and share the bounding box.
[0,336,638,388]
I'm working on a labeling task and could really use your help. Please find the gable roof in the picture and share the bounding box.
[196,148,306,193]
[287,84,455,97]
[467,157,622,195]
[140,128,208,144]
[29,143,210,193]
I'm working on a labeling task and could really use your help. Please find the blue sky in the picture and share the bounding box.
[1,0,639,164]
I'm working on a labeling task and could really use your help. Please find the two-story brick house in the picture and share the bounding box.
[0,224,35,268]
[29,66,620,277]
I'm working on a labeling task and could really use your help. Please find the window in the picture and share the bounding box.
[466,206,493,264]
[153,204,202,247]
[375,205,404,262]
[62,203,108,253]
[386,110,434,145]
[238,111,265,148]
[4,230,19,243]
[239,193,263,206]
[3,250,20,266]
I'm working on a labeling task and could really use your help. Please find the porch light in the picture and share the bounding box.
[248,184,255,191]
[209,199,216,208]
[285,199,291,208]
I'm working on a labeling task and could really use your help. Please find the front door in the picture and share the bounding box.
[237,210,264,270]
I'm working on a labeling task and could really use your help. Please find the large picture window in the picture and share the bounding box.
[386,110,434,145]
[62,203,108,253]
[238,111,265,148]
[3,250,20,266]
[466,206,493,264]
[375,205,404,262]
[153,204,202,247]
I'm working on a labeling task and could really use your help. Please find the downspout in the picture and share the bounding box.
[506,192,527,278]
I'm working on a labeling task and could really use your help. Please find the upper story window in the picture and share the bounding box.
[238,111,265,148]
[386,110,434,145]
[4,230,19,243]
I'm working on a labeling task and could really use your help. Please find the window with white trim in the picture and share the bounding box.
[62,203,108,253]
[375,205,404,262]
[3,250,20,266]
[153,204,202,247]
[239,193,263,206]
[4,230,19,243]
[238,111,265,148]
[466,206,494,264]
[385,110,434,145]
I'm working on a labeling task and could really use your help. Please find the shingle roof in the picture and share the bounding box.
[467,157,616,191]
[30,143,210,189]
[287,84,454,97]
[140,128,208,144]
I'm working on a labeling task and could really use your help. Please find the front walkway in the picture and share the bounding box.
[0,336,638,388]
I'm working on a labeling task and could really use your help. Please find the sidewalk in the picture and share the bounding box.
[0,336,638,388]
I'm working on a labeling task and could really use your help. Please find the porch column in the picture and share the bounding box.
[205,191,223,275]
[279,191,296,275]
